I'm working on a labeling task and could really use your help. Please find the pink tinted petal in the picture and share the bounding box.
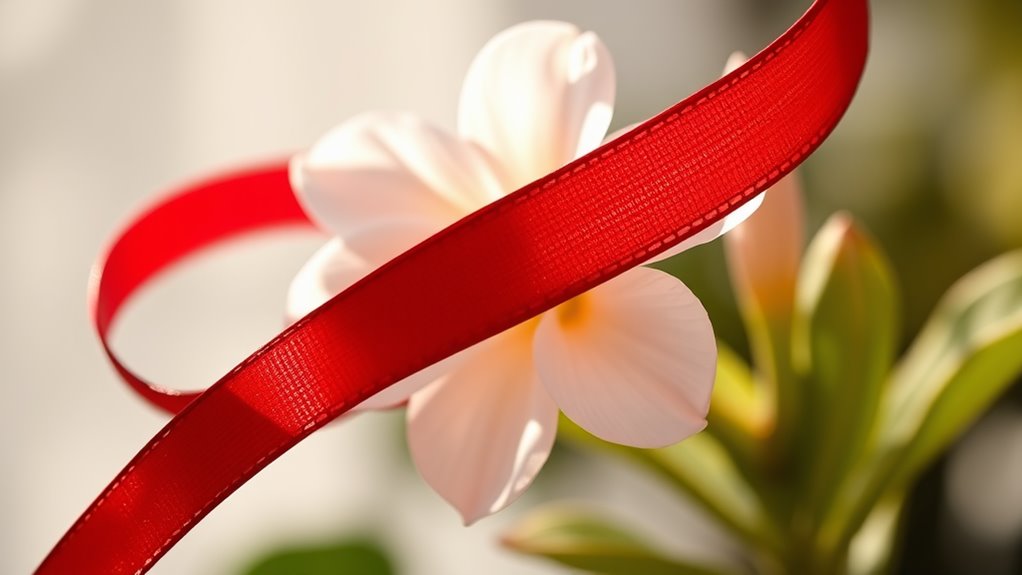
[726,172,804,315]
[286,238,366,324]
[357,346,475,411]
[724,51,748,75]
[407,327,559,524]
[285,219,441,324]
[458,21,615,188]
[650,192,766,263]
[286,219,451,410]
[285,247,456,411]
[534,267,715,448]
[291,112,506,236]
[340,217,443,266]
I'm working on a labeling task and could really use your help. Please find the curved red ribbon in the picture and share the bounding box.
[38,0,868,572]
[91,166,314,414]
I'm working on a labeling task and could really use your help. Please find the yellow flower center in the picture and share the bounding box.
[555,294,590,329]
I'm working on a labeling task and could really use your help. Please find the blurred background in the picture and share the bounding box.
[1,0,1020,573]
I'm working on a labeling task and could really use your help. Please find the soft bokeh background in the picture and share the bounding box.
[2,0,1020,573]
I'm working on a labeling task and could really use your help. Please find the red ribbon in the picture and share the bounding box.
[38,0,868,572]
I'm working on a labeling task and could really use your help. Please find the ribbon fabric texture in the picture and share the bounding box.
[37,0,869,572]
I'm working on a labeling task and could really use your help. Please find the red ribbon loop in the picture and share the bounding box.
[38,0,868,572]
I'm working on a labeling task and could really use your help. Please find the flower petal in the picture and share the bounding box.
[286,219,451,410]
[534,266,715,448]
[458,21,615,188]
[407,326,559,524]
[726,174,804,316]
[291,112,506,236]
[650,191,767,263]
[724,51,748,76]
[605,130,765,264]
[359,347,472,411]
[286,237,366,324]
[339,217,443,267]
[285,219,441,324]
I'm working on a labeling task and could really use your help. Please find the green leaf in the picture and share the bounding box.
[557,416,781,556]
[706,342,774,487]
[240,538,395,575]
[502,505,738,575]
[845,493,906,575]
[723,174,805,464]
[884,249,1022,477]
[823,250,1022,554]
[795,214,899,519]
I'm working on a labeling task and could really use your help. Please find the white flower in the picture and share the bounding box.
[287,22,761,524]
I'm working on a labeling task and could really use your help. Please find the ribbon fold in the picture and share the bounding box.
[38,0,868,572]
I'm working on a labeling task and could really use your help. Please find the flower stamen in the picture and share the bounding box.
[556,295,590,329]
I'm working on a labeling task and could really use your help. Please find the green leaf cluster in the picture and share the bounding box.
[504,205,1022,574]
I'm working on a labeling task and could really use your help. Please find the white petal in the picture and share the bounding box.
[292,112,506,236]
[285,219,441,324]
[407,326,559,524]
[340,217,443,266]
[286,238,365,324]
[724,51,748,75]
[650,192,766,263]
[458,21,615,189]
[534,267,715,448]
[286,220,449,410]
[359,346,474,411]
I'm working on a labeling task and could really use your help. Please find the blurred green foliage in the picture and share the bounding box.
[240,537,396,575]
[511,2,1022,571]
[503,506,732,575]
[506,205,1022,573]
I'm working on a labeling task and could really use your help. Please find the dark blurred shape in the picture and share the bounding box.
[240,537,397,575]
